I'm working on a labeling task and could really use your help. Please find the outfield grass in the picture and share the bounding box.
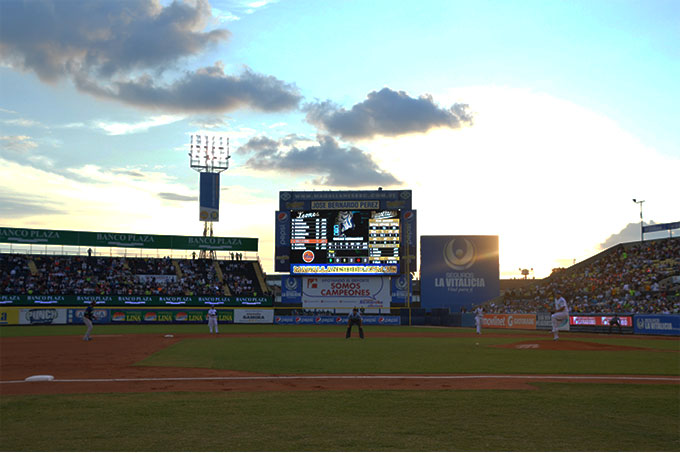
[2,324,679,451]
[1,384,678,451]
[137,335,680,376]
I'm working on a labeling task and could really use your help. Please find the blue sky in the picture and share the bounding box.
[0,0,678,278]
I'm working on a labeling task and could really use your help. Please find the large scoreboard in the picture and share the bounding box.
[275,190,417,275]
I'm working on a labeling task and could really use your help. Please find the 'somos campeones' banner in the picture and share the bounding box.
[281,276,391,309]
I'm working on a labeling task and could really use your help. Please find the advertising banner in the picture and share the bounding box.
[172,310,208,323]
[0,308,20,325]
[634,314,680,336]
[274,211,291,272]
[570,315,633,327]
[299,276,391,309]
[361,315,401,325]
[420,235,500,311]
[401,209,417,272]
[481,314,536,330]
[390,274,411,304]
[234,309,274,324]
[199,172,220,222]
[109,309,233,324]
[68,308,111,324]
[273,315,400,325]
[19,308,68,325]
[642,221,680,234]
[0,295,22,305]
[536,312,569,331]
[0,294,272,307]
[281,275,303,304]
[0,227,257,251]
[279,190,412,211]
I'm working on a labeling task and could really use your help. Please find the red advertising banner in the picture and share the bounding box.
[570,316,632,327]
[481,314,536,330]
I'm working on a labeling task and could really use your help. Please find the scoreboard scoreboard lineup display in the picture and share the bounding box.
[291,210,400,266]
[276,190,416,275]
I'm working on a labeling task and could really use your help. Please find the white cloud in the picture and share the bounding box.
[2,118,43,127]
[365,86,680,278]
[93,115,185,135]
[0,158,277,258]
[0,135,38,152]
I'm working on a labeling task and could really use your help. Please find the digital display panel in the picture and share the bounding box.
[290,210,400,275]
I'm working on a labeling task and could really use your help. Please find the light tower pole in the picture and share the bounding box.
[188,134,230,259]
[632,198,645,242]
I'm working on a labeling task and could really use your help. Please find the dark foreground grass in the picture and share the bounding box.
[1,384,678,451]
[137,336,680,376]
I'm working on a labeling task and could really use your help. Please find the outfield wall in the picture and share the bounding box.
[0,306,677,335]
[0,307,273,325]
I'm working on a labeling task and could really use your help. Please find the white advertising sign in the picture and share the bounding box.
[234,309,274,324]
[19,308,68,325]
[301,276,391,309]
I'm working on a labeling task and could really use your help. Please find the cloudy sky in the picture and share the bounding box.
[0,0,678,278]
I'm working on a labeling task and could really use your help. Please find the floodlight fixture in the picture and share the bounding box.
[633,198,645,242]
[188,133,230,173]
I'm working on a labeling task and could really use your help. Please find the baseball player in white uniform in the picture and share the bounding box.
[474,306,484,334]
[207,306,219,334]
[551,291,569,340]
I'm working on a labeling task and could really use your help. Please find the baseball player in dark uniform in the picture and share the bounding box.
[83,301,96,341]
[608,315,623,334]
[346,308,364,339]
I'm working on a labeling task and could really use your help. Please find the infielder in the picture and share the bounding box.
[207,305,219,333]
[346,308,364,339]
[608,315,623,334]
[474,306,484,334]
[550,291,569,340]
[83,301,96,341]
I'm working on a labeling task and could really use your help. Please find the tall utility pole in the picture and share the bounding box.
[633,198,645,242]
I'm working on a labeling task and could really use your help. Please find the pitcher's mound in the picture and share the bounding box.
[494,340,648,351]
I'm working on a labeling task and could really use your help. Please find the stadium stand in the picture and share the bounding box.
[485,237,680,314]
[0,254,268,297]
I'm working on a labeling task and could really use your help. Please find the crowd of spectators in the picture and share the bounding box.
[487,237,680,315]
[0,254,267,297]
[220,261,257,295]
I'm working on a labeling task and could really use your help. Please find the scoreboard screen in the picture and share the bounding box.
[290,210,400,275]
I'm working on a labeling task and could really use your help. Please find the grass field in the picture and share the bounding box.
[1,324,679,451]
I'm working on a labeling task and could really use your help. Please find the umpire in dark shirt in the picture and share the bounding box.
[346,308,364,339]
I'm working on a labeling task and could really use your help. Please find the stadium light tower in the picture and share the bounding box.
[188,134,230,258]
[632,198,644,242]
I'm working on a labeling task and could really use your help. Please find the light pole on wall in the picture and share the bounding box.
[632,199,645,242]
